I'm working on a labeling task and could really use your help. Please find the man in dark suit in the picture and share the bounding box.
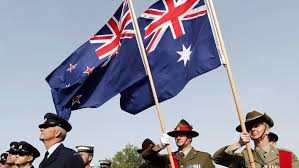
[15,141,40,168]
[38,113,84,168]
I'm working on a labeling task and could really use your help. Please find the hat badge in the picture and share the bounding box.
[19,145,23,150]
[11,145,15,149]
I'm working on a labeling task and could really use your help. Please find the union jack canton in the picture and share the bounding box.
[141,0,207,53]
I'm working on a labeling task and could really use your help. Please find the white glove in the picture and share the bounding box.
[160,133,171,149]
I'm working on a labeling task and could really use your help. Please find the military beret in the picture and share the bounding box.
[39,113,72,132]
[16,141,40,158]
[7,141,19,154]
[76,145,94,154]
[0,153,8,163]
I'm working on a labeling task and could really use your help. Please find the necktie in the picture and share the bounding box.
[176,151,185,166]
[39,151,49,168]
[44,151,49,159]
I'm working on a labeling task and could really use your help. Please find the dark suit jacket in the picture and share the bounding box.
[39,144,84,168]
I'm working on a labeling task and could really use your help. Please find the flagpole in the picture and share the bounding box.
[126,0,176,168]
[205,0,256,168]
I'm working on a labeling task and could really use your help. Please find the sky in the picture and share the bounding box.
[1,0,299,167]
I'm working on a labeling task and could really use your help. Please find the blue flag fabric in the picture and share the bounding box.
[119,0,222,114]
[46,2,144,120]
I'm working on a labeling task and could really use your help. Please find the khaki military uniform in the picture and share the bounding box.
[213,144,299,168]
[142,147,215,168]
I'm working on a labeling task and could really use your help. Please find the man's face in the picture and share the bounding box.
[174,132,192,148]
[0,162,9,168]
[39,126,57,141]
[78,152,92,165]
[6,153,16,164]
[15,154,32,165]
[247,122,269,140]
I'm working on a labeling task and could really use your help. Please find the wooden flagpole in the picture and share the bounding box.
[126,0,176,168]
[205,0,256,168]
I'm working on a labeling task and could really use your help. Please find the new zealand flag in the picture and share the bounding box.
[46,1,144,120]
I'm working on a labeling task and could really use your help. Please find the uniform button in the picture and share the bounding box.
[180,165,183,168]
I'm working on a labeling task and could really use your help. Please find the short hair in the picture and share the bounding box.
[57,126,67,141]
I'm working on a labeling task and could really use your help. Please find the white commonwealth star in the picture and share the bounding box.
[177,45,192,66]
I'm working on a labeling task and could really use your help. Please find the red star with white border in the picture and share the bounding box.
[72,95,82,106]
[83,66,94,76]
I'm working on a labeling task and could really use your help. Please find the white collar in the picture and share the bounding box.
[47,142,62,158]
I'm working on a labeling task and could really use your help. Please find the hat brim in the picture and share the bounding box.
[167,130,199,137]
[16,150,40,158]
[6,149,18,154]
[236,114,274,132]
[38,123,58,129]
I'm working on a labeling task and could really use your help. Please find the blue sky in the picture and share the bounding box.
[1,0,298,167]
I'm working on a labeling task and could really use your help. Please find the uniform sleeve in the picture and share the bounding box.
[65,152,85,168]
[141,146,169,166]
[201,154,215,168]
[212,146,244,167]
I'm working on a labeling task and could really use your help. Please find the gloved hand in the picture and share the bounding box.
[160,133,171,149]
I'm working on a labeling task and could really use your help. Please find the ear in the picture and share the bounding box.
[54,128,61,138]
[88,155,93,162]
[27,155,34,162]
[265,126,270,135]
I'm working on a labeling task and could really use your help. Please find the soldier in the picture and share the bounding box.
[6,142,19,168]
[98,160,111,168]
[38,113,84,168]
[268,132,278,147]
[138,138,167,168]
[15,141,40,168]
[213,110,299,168]
[142,119,215,168]
[0,153,9,168]
[76,145,94,168]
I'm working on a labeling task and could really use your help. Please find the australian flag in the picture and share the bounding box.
[119,0,222,114]
[46,1,145,120]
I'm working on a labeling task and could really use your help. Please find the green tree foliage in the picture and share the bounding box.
[111,144,143,168]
